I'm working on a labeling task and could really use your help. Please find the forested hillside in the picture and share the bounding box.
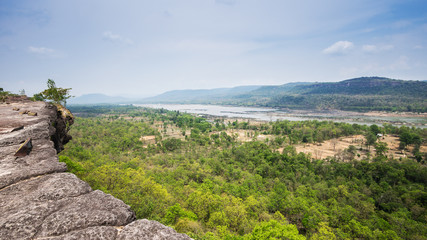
[258,77,427,112]
[300,77,427,97]
[140,77,427,112]
[60,105,427,240]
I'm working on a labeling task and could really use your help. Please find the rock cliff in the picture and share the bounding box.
[0,98,191,240]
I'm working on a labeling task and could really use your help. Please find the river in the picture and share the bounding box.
[135,104,427,128]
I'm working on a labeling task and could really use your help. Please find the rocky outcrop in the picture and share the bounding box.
[0,98,191,240]
[51,104,74,153]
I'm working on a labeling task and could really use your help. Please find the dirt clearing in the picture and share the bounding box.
[295,134,425,160]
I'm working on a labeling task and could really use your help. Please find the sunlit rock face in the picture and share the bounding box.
[0,98,192,240]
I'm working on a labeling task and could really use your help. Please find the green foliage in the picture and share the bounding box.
[244,220,305,240]
[0,87,17,101]
[311,222,336,240]
[370,124,381,135]
[59,105,427,239]
[35,79,73,106]
[161,138,183,152]
[365,132,377,150]
[269,120,361,143]
[59,155,85,174]
[399,130,422,149]
[87,164,171,219]
[375,142,388,158]
[164,204,198,225]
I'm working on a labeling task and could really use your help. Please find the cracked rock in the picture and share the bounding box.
[0,99,192,240]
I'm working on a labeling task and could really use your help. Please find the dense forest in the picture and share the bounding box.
[60,105,427,239]
[137,77,427,113]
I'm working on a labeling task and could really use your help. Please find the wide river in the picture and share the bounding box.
[135,104,427,128]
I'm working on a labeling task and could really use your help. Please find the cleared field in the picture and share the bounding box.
[295,134,425,160]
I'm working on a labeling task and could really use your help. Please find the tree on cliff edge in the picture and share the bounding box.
[34,79,73,106]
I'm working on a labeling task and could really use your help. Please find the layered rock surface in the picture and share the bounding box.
[0,99,191,240]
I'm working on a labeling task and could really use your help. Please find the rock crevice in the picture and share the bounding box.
[0,99,191,240]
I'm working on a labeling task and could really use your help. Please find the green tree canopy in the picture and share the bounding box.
[34,79,72,106]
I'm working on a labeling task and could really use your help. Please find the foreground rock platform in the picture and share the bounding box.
[0,98,191,240]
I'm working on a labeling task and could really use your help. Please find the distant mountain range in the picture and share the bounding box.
[139,85,262,103]
[70,77,427,112]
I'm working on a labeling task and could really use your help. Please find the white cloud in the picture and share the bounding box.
[382,45,394,51]
[146,38,268,58]
[27,46,64,58]
[28,46,54,54]
[362,44,394,53]
[173,39,261,54]
[103,31,133,45]
[362,45,377,52]
[323,41,354,55]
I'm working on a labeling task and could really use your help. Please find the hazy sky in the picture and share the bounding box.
[1,0,426,97]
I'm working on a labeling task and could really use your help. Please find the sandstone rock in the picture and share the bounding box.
[0,101,66,189]
[0,173,93,239]
[0,138,67,189]
[0,99,192,240]
[117,219,193,240]
[36,226,118,240]
[35,189,135,238]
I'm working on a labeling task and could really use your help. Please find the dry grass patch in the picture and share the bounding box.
[295,134,425,160]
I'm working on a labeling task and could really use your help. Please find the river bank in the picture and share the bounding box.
[135,104,427,128]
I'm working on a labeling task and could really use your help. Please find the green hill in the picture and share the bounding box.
[232,77,427,112]
[139,77,427,112]
[302,77,427,97]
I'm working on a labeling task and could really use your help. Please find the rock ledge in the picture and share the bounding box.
[0,99,191,240]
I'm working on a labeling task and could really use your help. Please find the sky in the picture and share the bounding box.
[0,0,426,98]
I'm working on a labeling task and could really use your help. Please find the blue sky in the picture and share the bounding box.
[1,0,426,97]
